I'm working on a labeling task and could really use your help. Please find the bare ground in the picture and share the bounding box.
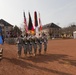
[0,39,76,75]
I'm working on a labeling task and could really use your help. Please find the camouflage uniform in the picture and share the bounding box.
[32,35,37,55]
[26,34,32,55]
[23,36,28,56]
[17,35,23,57]
[29,35,32,55]
[37,34,42,54]
[43,34,48,54]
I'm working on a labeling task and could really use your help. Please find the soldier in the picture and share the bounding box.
[26,33,32,56]
[16,35,23,58]
[37,33,42,55]
[29,34,32,55]
[32,34,37,56]
[42,33,48,54]
[23,34,28,57]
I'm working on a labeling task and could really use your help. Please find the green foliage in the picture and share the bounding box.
[11,25,22,37]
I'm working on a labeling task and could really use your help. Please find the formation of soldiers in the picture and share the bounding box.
[17,32,48,58]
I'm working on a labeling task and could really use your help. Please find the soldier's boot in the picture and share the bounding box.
[34,49,37,56]
[44,48,47,54]
[17,55,21,58]
[44,50,46,54]
[18,52,21,58]
[34,52,37,56]
[39,48,41,55]
[39,51,41,55]
[24,51,27,57]
[24,53,27,57]
[29,52,32,57]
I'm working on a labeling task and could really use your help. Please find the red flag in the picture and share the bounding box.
[39,13,42,31]
[23,12,28,33]
[32,25,34,31]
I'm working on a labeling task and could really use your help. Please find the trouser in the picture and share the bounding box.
[38,43,42,54]
[23,44,28,55]
[44,43,47,52]
[29,44,32,54]
[17,44,22,56]
[33,43,37,54]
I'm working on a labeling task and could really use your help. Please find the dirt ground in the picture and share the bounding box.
[0,39,76,75]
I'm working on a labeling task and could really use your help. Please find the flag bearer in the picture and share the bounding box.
[32,34,37,56]
[23,34,28,57]
[16,35,23,58]
[42,33,48,54]
[26,33,32,56]
[37,33,42,55]
[29,34,32,55]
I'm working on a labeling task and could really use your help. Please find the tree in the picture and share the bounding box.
[11,25,22,37]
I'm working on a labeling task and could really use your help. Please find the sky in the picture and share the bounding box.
[0,0,76,28]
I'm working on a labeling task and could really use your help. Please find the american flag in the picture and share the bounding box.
[23,11,28,33]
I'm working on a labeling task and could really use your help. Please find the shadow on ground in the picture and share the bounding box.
[59,58,76,67]
[2,53,73,75]
[22,53,69,63]
[3,57,72,75]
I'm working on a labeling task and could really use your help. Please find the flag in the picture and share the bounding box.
[28,12,33,30]
[23,11,28,33]
[34,11,39,36]
[34,11,38,27]
[28,12,35,34]
[31,24,35,35]
[39,13,42,31]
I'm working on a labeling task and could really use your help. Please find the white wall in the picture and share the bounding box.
[73,31,76,39]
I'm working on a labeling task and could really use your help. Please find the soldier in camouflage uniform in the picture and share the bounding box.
[37,33,42,55]
[32,34,37,56]
[26,33,32,56]
[23,33,28,56]
[29,34,32,55]
[42,33,48,54]
[17,35,23,58]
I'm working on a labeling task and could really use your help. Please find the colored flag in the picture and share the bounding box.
[34,11,38,27]
[39,13,42,31]
[28,12,35,34]
[31,24,35,35]
[28,12,33,30]
[34,11,39,36]
[23,11,28,33]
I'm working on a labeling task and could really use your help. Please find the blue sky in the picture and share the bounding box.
[0,0,76,28]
